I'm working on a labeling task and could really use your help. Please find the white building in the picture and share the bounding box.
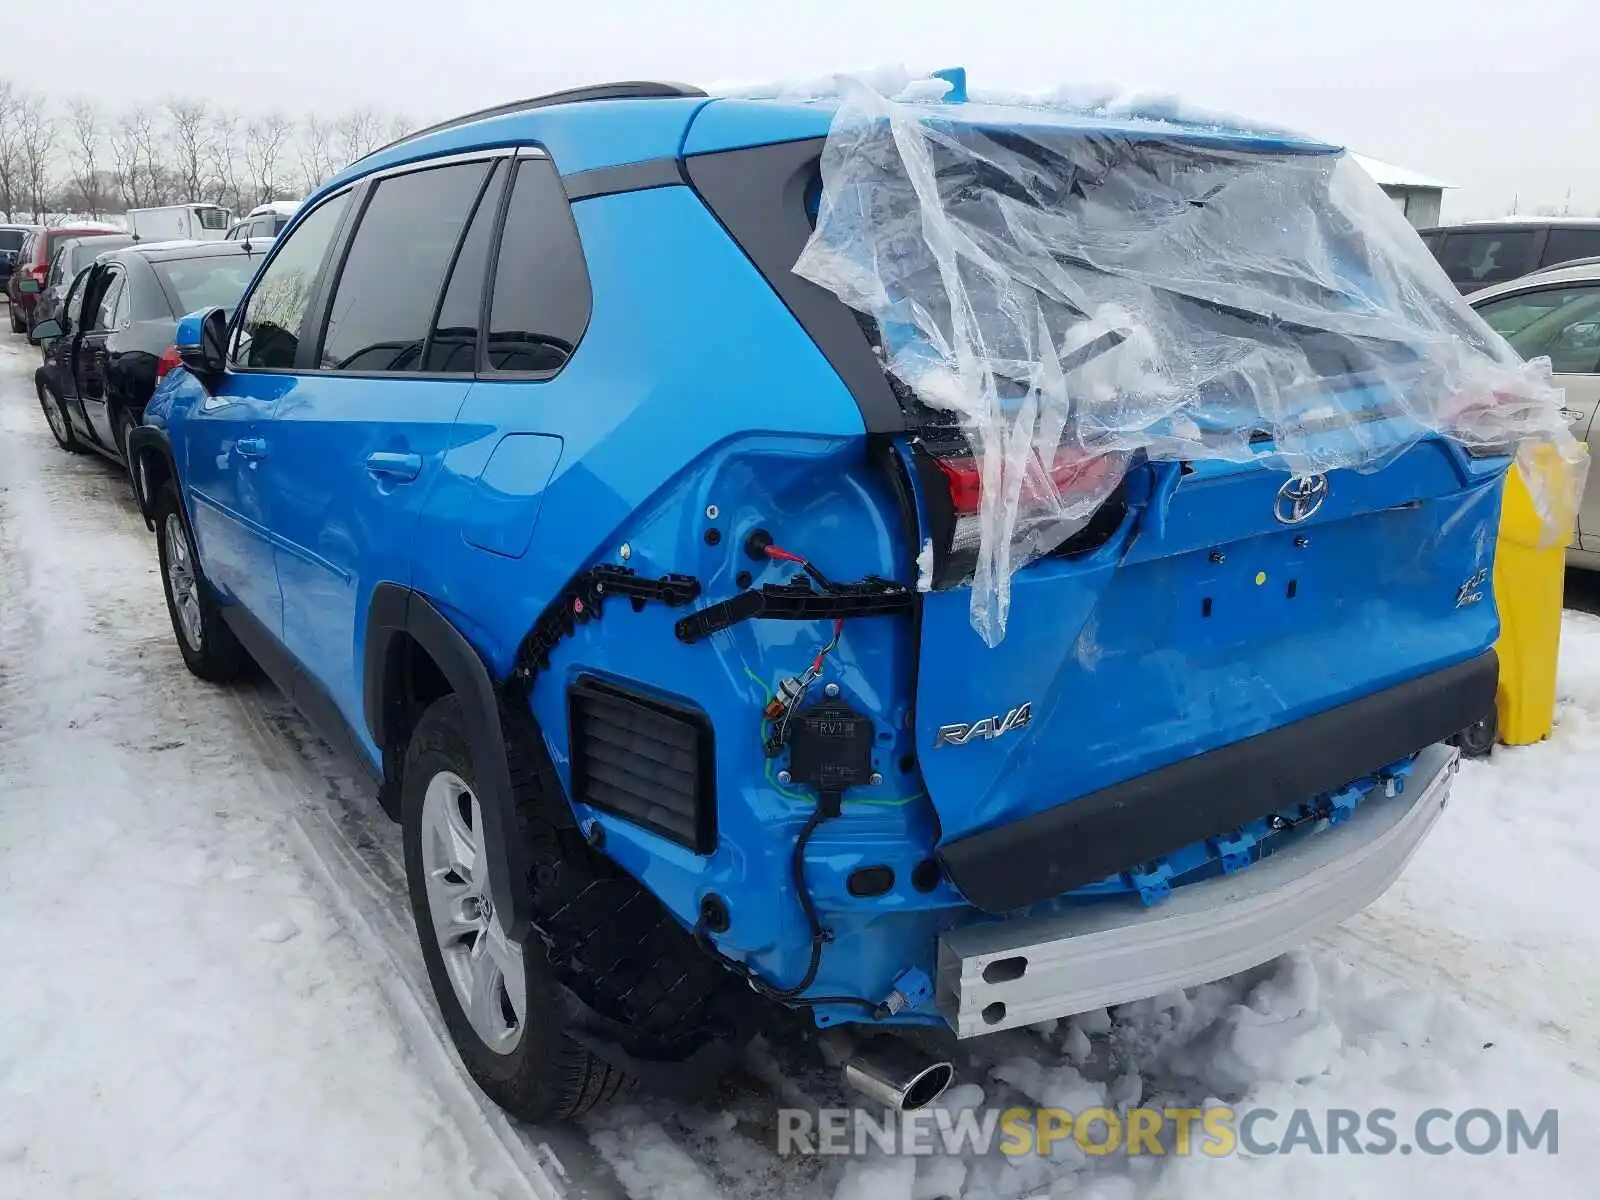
[1350,153,1453,229]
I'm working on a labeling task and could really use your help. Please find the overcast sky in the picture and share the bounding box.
[2,0,1595,219]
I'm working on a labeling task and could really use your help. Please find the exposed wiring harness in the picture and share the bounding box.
[689,539,884,1014]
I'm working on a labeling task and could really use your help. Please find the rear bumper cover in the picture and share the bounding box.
[938,649,1496,913]
[936,742,1458,1037]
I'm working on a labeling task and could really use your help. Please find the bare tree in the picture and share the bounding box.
[333,108,384,169]
[245,113,292,205]
[207,110,243,212]
[384,114,412,145]
[17,92,56,222]
[66,98,105,217]
[167,97,210,201]
[297,115,336,193]
[0,79,21,222]
[110,106,164,209]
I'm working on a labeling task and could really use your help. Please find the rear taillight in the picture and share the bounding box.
[932,448,1122,516]
[156,344,182,380]
[28,263,48,282]
[915,441,1130,589]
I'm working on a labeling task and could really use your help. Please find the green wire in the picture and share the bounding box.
[743,666,924,807]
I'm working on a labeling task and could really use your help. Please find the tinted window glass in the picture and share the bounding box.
[93,273,124,331]
[111,276,132,327]
[0,230,25,252]
[197,207,230,231]
[1490,285,1600,374]
[1540,228,1600,269]
[155,255,260,317]
[485,158,590,373]
[319,161,489,372]
[1435,229,1540,287]
[235,192,350,370]
[65,269,91,325]
[423,160,502,372]
[1476,286,1588,338]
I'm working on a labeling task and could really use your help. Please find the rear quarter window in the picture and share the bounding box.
[1540,227,1600,269]
[483,157,591,373]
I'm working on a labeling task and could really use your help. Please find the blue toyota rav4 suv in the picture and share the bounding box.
[130,79,1520,1121]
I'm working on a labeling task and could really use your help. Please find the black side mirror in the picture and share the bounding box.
[175,306,229,384]
[28,317,63,346]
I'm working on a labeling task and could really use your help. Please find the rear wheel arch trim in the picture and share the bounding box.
[364,582,533,940]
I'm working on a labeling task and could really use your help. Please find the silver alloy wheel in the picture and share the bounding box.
[420,769,527,1055]
[40,391,66,443]
[163,513,204,652]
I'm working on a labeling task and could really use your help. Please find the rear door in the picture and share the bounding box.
[73,265,127,450]
[263,154,498,754]
[1475,281,1600,546]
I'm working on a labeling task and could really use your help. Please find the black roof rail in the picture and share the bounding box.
[360,81,708,163]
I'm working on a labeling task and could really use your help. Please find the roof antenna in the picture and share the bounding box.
[931,67,968,103]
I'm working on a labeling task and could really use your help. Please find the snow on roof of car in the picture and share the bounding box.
[1348,152,1454,191]
[248,200,303,217]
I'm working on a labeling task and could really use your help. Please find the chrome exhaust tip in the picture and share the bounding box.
[842,1041,955,1112]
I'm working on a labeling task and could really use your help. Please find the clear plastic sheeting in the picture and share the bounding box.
[794,78,1588,645]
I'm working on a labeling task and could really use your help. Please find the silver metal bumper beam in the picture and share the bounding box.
[936,743,1459,1038]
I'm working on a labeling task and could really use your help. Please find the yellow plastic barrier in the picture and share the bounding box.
[1492,447,1573,746]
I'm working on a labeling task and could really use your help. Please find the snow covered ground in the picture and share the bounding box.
[3,324,1600,1199]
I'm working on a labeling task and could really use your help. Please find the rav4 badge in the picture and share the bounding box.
[934,702,1033,748]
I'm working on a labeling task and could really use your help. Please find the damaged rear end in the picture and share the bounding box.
[678,85,1579,1037]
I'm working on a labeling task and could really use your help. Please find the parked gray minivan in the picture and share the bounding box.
[1420,218,1600,294]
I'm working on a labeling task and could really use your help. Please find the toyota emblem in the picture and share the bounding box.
[1273,473,1329,525]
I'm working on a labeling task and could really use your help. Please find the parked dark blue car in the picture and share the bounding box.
[129,78,1506,1122]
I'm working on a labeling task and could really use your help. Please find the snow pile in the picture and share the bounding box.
[822,949,1599,1200]
[0,340,533,1199]
[793,74,1586,644]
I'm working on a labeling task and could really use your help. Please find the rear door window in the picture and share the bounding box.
[65,268,92,326]
[233,191,351,370]
[1435,229,1541,287]
[92,271,125,332]
[317,159,490,372]
[483,156,591,373]
[422,161,503,372]
[1539,228,1600,270]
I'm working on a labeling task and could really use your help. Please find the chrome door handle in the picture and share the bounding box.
[235,436,268,460]
[365,450,423,482]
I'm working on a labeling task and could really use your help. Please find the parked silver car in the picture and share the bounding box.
[1470,259,1600,570]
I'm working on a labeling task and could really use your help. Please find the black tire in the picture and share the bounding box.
[1453,707,1498,759]
[113,407,136,464]
[402,695,632,1122]
[8,301,23,334]
[154,482,246,683]
[37,382,84,453]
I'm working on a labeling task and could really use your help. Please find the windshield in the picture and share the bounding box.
[196,207,231,231]
[0,230,26,253]
[67,237,132,274]
[154,255,260,316]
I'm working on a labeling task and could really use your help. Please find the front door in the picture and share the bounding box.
[182,191,356,638]
[1475,282,1600,547]
[265,156,497,754]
